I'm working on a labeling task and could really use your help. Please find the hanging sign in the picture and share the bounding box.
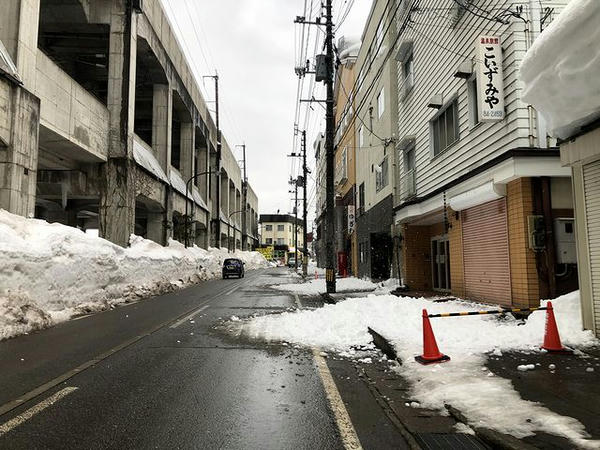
[476,36,505,122]
[347,205,356,233]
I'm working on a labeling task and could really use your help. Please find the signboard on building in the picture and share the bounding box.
[476,36,505,122]
[347,205,355,233]
[256,246,274,260]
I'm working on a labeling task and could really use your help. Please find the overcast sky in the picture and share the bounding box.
[162,0,372,225]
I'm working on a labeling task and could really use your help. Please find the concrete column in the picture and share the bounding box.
[152,84,171,171]
[0,0,40,88]
[198,141,208,200]
[99,2,137,247]
[180,122,194,182]
[0,85,39,216]
[220,173,228,217]
[163,186,173,244]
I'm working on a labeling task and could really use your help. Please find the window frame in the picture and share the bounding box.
[377,87,385,119]
[265,224,272,231]
[430,97,459,157]
[277,224,285,232]
[375,156,389,192]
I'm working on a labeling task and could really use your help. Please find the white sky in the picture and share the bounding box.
[162,0,372,225]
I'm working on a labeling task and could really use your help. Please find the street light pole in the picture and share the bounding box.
[227,209,245,253]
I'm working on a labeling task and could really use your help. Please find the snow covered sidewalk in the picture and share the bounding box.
[243,291,600,448]
[0,210,268,340]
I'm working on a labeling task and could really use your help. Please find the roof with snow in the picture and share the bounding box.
[520,0,600,140]
[0,39,21,84]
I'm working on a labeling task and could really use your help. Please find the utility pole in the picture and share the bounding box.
[324,0,336,293]
[293,1,335,291]
[204,73,221,248]
[302,130,308,277]
[294,180,299,271]
[237,143,248,251]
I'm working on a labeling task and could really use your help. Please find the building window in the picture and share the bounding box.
[265,224,272,231]
[358,126,364,148]
[266,238,273,244]
[403,53,414,92]
[377,88,385,119]
[467,75,479,128]
[277,224,284,231]
[358,182,365,215]
[375,20,384,57]
[375,156,389,192]
[431,99,459,156]
[277,238,285,245]
[403,144,416,198]
[359,242,366,263]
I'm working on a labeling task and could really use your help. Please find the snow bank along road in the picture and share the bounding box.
[0,268,411,449]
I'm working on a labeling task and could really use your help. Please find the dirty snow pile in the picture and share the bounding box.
[520,0,600,139]
[271,276,392,295]
[244,291,600,447]
[0,209,268,340]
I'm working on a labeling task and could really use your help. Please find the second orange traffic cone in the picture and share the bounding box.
[542,301,572,354]
[415,309,451,365]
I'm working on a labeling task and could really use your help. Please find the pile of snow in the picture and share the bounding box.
[0,210,267,340]
[271,276,385,295]
[244,291,599,447]
[520,0,600,139]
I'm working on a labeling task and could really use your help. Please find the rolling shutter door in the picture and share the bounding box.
[462,198,511,306]
[583,161,600,331]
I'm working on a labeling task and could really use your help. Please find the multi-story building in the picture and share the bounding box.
[0,0,258,251]
[333,36,360,276]
[353,0,399,279]
[313,132,326,267]
[392,0,574,307]
[520,0,600,336]
[259,214,304,263]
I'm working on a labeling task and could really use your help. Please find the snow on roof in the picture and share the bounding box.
[0,39,21,84]
[520,0,600,139]
[133,138,169,184]
[337,35,361,63]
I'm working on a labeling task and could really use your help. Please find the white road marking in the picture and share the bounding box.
[169,305,210,329]
[0,387,78,437]
[224,286,240,296]
[294,295,363,450]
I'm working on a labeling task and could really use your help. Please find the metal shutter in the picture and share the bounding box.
[583,161,600,330]
[462,198,512,306]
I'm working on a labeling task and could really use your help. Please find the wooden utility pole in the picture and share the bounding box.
[302,129,308,277]
[324,0,336,293]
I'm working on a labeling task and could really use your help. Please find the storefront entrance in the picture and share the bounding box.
[431,236,451,291]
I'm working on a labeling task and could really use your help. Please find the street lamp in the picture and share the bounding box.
[185,170,218,248]
[227,209,245,253]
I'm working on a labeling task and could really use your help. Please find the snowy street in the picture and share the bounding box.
[0,268,420,449]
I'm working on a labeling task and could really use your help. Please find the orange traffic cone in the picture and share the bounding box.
[542,301,572,354]
[415,309,450,365]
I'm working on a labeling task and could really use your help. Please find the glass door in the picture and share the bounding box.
[431,236,451,291]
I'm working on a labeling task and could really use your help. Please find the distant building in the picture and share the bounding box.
[259,214,304,263]
[313,133,327,267]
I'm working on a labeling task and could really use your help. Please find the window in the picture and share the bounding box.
[375,156,389,192]
[277,238,285,245]
[431,99,459,156]
[358,182,365,215]
[375,21,384,57]
[289,225,292,232]
[358,126,364,147]
[403,53,414,92]
[377,88,385,119]
[265,224,273,231]
[467,75,479,128]
[403,144,416,198]
[404,144,416,172]
[359,242,366,263]
[266,238,273,244]
[277,224,284,231]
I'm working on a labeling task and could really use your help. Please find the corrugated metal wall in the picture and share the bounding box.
[583,161,600,332]
[462,198,512,306]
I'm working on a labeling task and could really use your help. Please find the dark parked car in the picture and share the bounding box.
[222,258,244,279]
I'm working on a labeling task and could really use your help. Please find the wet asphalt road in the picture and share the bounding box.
[0,268,409,449]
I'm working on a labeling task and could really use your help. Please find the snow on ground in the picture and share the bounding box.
[244,291,600,447]
[271,276,386,295]
[520,0,600,139]
[0,209,267,340]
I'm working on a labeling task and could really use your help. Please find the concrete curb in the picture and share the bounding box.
[445,404,537,450]
[367,327,399,362]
